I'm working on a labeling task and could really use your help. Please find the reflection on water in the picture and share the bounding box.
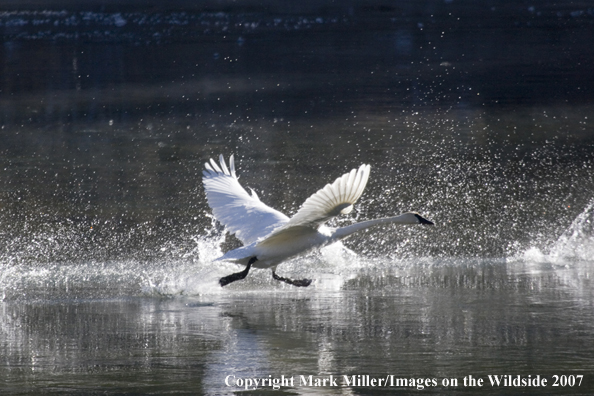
[1,258,593,395]
[0,209,593,394]
[0,298,218,394]
[1,0,594,394]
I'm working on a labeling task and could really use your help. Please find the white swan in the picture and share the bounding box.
[203,155,433,287]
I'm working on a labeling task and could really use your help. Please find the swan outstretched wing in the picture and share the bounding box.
[203,155,289,244]
[288,163,370,227]
[256,164,370,247]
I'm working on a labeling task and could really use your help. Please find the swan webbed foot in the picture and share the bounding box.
[219,257,257,287]
[272,270,312,287]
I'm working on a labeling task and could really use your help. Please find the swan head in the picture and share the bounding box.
[410,212,434,225]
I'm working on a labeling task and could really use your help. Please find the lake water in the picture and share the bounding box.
[1,1,594,394]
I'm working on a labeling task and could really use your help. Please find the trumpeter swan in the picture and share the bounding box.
[203,155,433,287]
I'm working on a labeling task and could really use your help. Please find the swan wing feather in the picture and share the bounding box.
[256,164,370,248]
[202,154,289,244]
[288,163,370,227]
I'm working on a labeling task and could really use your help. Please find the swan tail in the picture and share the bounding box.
[214,244,256,264]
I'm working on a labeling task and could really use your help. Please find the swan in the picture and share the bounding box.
[203,155,433,287]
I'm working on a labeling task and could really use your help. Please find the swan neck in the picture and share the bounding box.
[331,214,418,241]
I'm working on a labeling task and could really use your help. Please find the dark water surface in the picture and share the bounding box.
[1,1,594,394]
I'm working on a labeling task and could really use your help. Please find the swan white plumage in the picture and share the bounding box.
[203,154,433,287]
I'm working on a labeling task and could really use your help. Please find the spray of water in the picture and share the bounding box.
[1,130,593,300]
[521,199,594,264]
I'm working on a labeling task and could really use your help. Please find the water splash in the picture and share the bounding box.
[549,199,594,262]
[0,214,227,301]
[2,184,592,301]
[140,233,227,297]
[520,199,594,265]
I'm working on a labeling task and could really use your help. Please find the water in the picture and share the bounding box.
[1,1,594,394]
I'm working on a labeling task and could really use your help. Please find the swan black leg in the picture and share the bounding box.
[219,257,257,287]
[272,270,312,287]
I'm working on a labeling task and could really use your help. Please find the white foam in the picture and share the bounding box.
[549,199,594,262]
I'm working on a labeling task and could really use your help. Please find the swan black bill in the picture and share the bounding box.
[414,214,434,225]
[272,271,312,287]
[219,257,257,287]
